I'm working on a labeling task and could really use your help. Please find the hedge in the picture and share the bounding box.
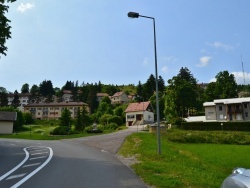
[180,121,250,131]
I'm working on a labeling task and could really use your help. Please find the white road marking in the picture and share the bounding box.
[11,147,53,188]
[29,156,47,160]
[6,173,26,180]
[0,148,29,181]
[31,152,48,156]
[22,163,41,168]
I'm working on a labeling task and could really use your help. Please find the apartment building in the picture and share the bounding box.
[204,97,250,122]
[24,102,89,120]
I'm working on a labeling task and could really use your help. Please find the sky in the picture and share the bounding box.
[1,0,250,92]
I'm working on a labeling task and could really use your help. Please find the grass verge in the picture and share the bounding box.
[118,130,250,188]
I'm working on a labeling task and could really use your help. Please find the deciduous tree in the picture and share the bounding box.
[0,0,16,57]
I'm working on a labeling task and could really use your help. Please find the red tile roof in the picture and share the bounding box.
[97,93,109,97]
[125,101,150,112]
[112,92,124,97]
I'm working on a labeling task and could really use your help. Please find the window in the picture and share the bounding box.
[127,115,135,119]
[50,108,54,110]
[245,112,249,118]
[244,104,248,108]
[219,106,223,111]
[38,108,42,110]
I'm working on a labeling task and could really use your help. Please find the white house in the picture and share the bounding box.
[125,101,154,126]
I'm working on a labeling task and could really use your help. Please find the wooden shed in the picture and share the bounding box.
[0,111,17,134]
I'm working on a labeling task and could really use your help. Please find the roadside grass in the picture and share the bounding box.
[118,129,250,188]
[0,124,127,140]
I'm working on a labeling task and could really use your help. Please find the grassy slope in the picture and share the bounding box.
[118,131,250,188]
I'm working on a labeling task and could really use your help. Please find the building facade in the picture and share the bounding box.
[125,101,154,126]
[111,92,129,105]
[204,97,250,122]
[24,102,89,120]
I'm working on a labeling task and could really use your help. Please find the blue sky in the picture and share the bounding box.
[1,0,250,92]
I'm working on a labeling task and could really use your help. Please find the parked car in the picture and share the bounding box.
[221,168,250,188]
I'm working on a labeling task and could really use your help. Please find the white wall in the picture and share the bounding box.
[0,121,13,134]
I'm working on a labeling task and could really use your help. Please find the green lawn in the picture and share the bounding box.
[118,131,250,188]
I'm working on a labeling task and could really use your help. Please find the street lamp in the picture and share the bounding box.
[127,12,161,154]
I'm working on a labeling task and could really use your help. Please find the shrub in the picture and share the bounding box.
[23,112,34,125]
[108,115,123,126]
[50,126,70,135]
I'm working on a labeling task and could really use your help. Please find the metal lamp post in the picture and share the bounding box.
[128,12,161,154]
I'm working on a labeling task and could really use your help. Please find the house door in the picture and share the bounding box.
[136,114,142,120]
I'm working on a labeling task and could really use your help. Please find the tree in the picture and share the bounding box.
[39,80,55,98]
[75,107,90,132]
[11,90,20,109]
[0,0,16,57]
[215,71,238,99]
[0,87,8,107]
[135,81,144,102]
[59,108,71,127]
[166,67,198,118]
[158,75,165,93]
[29,84,40,103]
[143,74,156,100]
[101,96,111,104]
[21,83,29,93]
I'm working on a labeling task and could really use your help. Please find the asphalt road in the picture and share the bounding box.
[0,126,148,188]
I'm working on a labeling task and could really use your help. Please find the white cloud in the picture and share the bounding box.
[161,66,169,73]
[207,42,234,50]
[209,78,216,83]
[17,3,35,13]
[232,71,250,85]
[143,57,150,66]
[196,56,211,67]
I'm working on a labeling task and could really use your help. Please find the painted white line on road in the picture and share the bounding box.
[31,152,48,156]
[11,147,53,188]
[31,149,48,153]
[22,163,41,168]
[29,156,47,160]
[6,173,26,180]
[0,148,29,181]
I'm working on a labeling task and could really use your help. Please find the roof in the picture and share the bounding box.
[0,111,17,121]
[203,102,215,107]
[24,102,88,107]
[184,116,206,122]
[97,93,109,97]
[125,101,150,112]
[214,97,250,104]
[112,92,124,97]
[204,97,250,106]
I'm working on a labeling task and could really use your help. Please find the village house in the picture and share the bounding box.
[24,102,89,120]
[96,93,109,103]
[111,91,129,105]
[125,101,154,126]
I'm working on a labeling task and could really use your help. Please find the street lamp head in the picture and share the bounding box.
[128,12,139,18]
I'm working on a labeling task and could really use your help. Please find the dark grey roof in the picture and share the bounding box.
[0,111,17,121]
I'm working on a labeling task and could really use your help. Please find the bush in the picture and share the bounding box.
[50,126,70,135]
[106,123,118,130]
[108,115,123,126]
[23,112,34,125]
